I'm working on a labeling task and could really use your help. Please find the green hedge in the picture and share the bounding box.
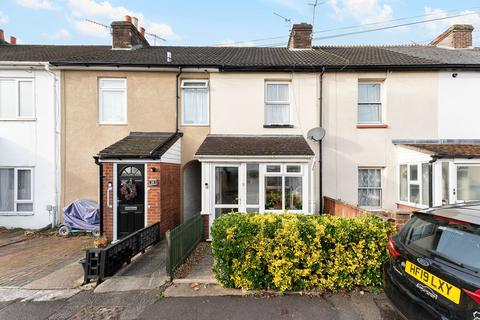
[211,213,394,292]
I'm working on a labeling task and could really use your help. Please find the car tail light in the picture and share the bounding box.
[463,289,480,304]
[433,215,469,226]
[388,236,401,258]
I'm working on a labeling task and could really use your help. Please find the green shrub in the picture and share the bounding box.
[211,213,395,292]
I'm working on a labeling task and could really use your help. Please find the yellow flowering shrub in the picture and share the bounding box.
[211,213,394,292]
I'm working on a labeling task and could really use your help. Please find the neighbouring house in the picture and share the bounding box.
[2,17,480,239]
[0,31,116,229]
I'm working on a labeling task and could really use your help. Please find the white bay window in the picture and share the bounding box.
[0,79,34,119]
[265,82,290,125]
[182,80,209,125]
[0,168,33,214]
[99,78,127,124]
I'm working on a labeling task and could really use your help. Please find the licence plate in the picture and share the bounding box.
[405,261,461,304]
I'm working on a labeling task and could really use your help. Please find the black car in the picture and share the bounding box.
[384,203,480,320]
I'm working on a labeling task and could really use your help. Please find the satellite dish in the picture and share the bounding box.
[307,127,326,141]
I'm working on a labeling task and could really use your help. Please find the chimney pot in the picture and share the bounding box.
[10,36,16,45]
[429,24,474,49]
[288,23,313,49]
[140,27,145,37]
[0,29,4,42]
[131,16,138,29]
[125,15,132,23]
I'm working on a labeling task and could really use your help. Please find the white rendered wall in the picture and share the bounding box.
[438,71,480,139]
[0,68,59,229]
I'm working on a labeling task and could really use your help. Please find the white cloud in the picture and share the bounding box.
[219,39,256,47]
[328,0,393,24]
[423,7,480,33]
[16,0,55,10]
[47,28,71,39]
[0,11,9,24]
[67,0,178,40]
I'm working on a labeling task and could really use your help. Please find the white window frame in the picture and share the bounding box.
[98,78,127,125]
[358,167,383,209]
[0,78,35,120]
[263,163,304,212]
[0,167,34,215]
[264,81,291,126]
[357,81,383,124]
[181,79,209,126]
[397,163,429,208]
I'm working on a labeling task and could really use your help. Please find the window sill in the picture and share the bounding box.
[0,118,37,122]
[98,123,128,126]
[0,212,34,216]
[356,124,388,129]
[396,201,428,209]
[181,124,210,127]
[263,124,294,128]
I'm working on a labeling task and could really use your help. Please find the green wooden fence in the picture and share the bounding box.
[166,214,204,278]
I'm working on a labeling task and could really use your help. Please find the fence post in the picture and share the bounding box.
[166,230,172,280]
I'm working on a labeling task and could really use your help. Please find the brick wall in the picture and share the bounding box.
[101,162,181,242]
[101,163,114,241]
[203,215,209,240]
[324,197,412,231]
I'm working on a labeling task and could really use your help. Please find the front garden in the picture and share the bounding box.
[211,213,394,292]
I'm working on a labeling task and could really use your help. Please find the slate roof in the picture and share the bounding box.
[2,43,480,70]
[97,132,182,159]
[195,135,315,157]
[0,44,111,62]
[393,139,480,158]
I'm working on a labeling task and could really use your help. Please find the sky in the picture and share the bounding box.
[1,0,480,47]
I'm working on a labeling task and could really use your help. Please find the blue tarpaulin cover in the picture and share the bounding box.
[63,199,100,230]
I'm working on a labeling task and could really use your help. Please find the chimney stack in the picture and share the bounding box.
[110,15,149,49]
[430,24,474,49]
[131,16,138,29]
[139,27,145,37]
[288,23,313,49]
[9,36,16,45]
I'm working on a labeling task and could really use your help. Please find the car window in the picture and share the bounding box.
[402,214,480,270]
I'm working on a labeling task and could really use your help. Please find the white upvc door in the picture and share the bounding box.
[453,163,480,203]
[210,164,241,229]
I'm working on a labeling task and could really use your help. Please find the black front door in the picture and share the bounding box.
[117,164,145,238]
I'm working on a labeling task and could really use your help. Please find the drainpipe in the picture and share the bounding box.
[175,67,182,133]
[319,66,325,214]
[95,156,104,235]
[43,63,60,228]
[428,156,438,208]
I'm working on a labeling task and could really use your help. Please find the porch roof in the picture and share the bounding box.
[195,134,315,157]
[97,132,182,159]
[393,139,480,158]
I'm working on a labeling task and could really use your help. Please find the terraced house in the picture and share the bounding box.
[1,17,480,240]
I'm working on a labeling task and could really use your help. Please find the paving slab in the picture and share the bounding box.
[23,262,84,290]
[0,229,28,247]
[0,288,80,302]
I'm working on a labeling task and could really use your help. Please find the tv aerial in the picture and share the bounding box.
[273,12,292,31]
